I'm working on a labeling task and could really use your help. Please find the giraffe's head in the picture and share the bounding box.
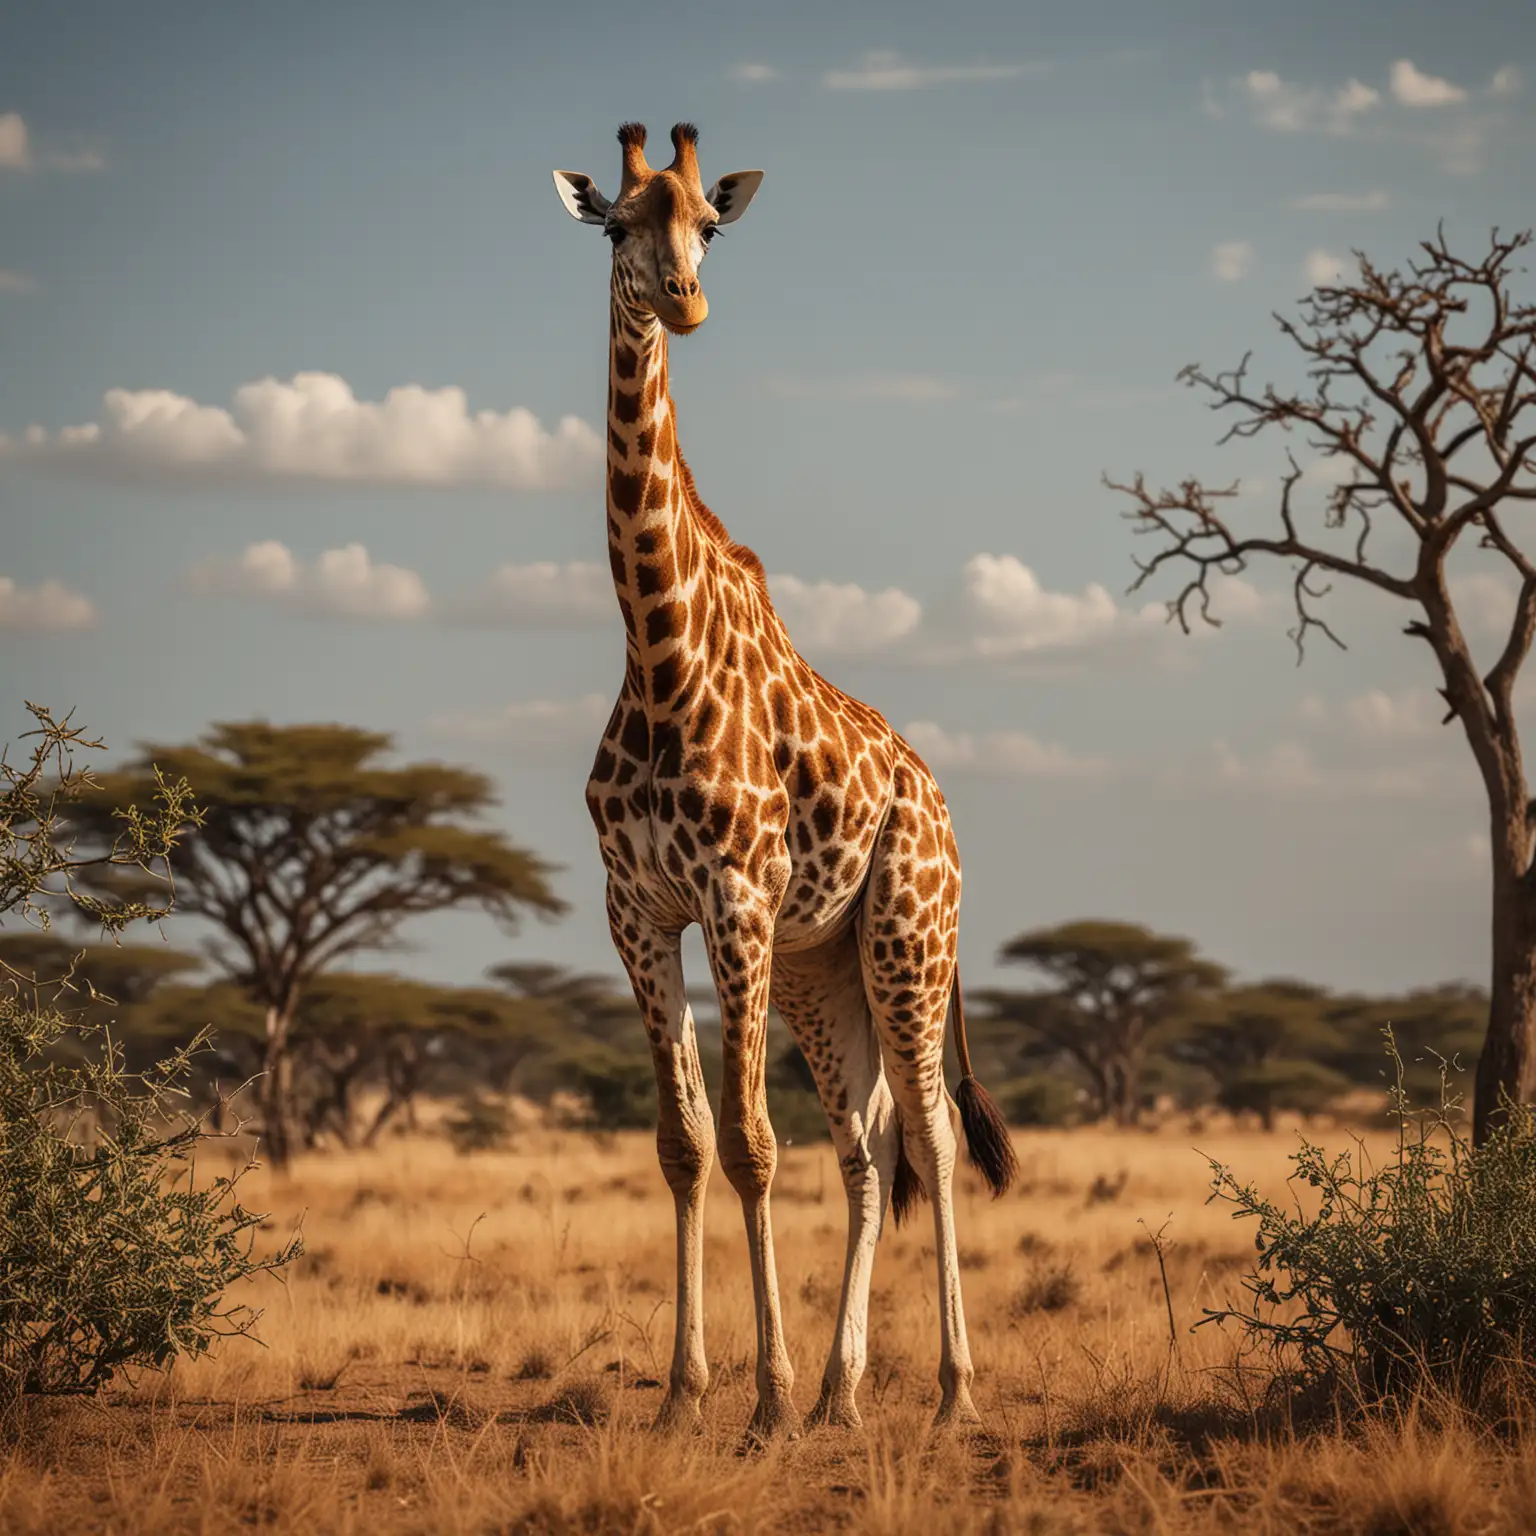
[553,123,763,336]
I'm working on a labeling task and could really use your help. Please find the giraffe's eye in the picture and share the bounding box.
[701,225,720,245]
[605,225,627,245]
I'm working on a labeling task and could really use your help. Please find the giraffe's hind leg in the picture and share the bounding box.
[771,931,899,1430]
[858,772,981,1427]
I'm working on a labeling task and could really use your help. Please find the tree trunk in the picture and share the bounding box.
[1105,1057,1139,1127]
[258,1004,297,1169]
[1474,870,1536,1143]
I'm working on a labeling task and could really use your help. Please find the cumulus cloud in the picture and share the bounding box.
[0,112,29,169]
[1304,249,1352,285]
[186,541,430,620]
[0,575,98,631]
[1290,190,1390,212]
[0,372,603,491]
[901,721,1111,779]
[1211,240,1254,282]
[730,62,778,83]
[1207,738,1439,799]
[0,111,105,173]
[950,554,1141,658]
[1390,59,1467,107]
[769,575,922,656]
[429,694,611,746]
[1232,69,1380,134]
[1489,65,1522,98]
[449,561,612,628]
[823,50,1045,90]
[0,269,36,294]
[1335,688,1442,741]
[179,537,1272,674]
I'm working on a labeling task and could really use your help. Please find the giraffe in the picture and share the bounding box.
[552,122,1018,1439]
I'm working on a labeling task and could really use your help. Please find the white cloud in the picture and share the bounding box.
[1211,241,1255,282]
[1341,688,1442,741]
[185,540,430,620]
[823,50,1045,90]
[0,111,105,173]
[1235,69,1380,134]
[1290,190,1390,212]
[176,538,1273,674]
[429,694,611,746]
[450,561,612,627]
[1489,65,1522,98]
[769,575,922,656]
[730,63,778,83]
[0,575,98,631]
[1,372,603,491]
[766,373,959,403]
[1207,738,1439,799]
[0,112,30,170]
[901,721,1111,780]
[953,554,1137,657]
[1390,59,1466,107]
[1304,249,1351,286]
[0,270,36,294]
[1449,569,1518,642]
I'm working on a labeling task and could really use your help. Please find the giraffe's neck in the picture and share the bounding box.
[604,280,716,714]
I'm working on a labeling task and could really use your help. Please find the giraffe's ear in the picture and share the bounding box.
[704,170,764,226]
[552,170,612,225]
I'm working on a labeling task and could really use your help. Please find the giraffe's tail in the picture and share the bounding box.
[951,963,1019,1199]
[890,1118,924,1227]
[888,965,1018,1226]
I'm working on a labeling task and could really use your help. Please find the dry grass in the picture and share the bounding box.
[5,1118,1533,1533]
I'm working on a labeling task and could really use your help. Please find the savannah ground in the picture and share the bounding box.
[4,1114,1529,1535]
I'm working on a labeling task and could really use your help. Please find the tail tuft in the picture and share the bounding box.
[956,1075,1018,1198]
[889,1114,926,1226]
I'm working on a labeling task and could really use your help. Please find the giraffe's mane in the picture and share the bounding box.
[674,451,772,599]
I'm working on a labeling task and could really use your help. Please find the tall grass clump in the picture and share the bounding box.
[0,705,301,1398]
[1202,1029,1536,1403]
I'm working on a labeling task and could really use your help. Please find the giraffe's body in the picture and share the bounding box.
[554,122,1016,1437]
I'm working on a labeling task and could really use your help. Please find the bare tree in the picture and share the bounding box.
[1108,227,1536,1141]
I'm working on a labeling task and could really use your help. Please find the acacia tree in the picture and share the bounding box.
[983,920,1226,1125]
[67,722,565,1166]
[1109,228,1536,1142]
[1168,980,1348,1129]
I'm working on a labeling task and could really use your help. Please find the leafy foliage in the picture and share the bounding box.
[985,921,1227,1124]
[1202,1031,1536,1398]
[444,1093,514,1154]
[0,706,300,1398]
[59,720,568,1164]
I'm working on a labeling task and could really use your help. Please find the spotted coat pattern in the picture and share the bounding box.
[561,125,994,1438]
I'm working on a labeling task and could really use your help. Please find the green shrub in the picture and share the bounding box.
[444,1092,513,1154]
[570,1050,656,1130]
[996,1071,1083,1127]
[1200,1029,1536,1399]
[0,706,301,1398]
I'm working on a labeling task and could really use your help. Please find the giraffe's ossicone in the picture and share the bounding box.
[551,121,1018,1439]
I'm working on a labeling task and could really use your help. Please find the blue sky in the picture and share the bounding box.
[2,0,1530,997]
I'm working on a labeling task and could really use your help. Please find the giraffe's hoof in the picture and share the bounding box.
[931,1392,983,1432]
[806,1384,862,1431]
[740,1395,803,1450]
[649,1394,705,1435]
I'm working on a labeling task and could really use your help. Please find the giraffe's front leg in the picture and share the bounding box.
[606,890,714,1432]
[706,899,800,1444]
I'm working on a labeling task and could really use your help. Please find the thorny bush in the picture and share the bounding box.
[0,705,301,1398]
[1202,1028,1536,1401]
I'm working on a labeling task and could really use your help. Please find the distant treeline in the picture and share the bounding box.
[1,918,1482,1146]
